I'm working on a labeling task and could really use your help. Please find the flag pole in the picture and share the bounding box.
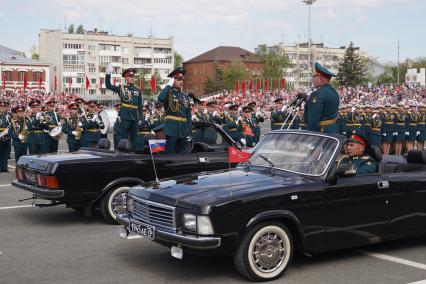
[150,150,160,183]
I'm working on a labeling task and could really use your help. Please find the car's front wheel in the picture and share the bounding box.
[233,222,293,281]
[100,186,129,224]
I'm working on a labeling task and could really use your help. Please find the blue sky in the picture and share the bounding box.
[0,0,424,63]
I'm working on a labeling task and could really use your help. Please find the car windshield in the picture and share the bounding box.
[249,132,339,176]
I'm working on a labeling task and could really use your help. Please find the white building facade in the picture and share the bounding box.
[256,42,369,88]
[39,29,174,100]
[406,68,426,86]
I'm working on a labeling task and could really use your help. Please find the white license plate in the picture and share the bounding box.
[128,221,155,240]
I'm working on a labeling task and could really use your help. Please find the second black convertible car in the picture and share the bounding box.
[12,123,239,224]
[117,130,426,281]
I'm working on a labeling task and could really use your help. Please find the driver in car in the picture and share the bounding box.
[345,132,377,175]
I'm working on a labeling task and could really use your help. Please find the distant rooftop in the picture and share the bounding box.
[0,44,47,65]
[184,46,260,64]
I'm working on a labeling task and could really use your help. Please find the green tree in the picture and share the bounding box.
[31,53,39,60]
[256,44,289,79]
[223,61,249,90]
[174,51,184,68]
[76,25,84,34]
[377,67,396,84]
[68,24,75,34]
[336,42,368,86]
[204,64,228,94]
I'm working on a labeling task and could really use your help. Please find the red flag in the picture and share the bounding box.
[99,77,103,93]
[241,81,246,94]
[150,75,156,93]
[85,76,90,90]
[113,78,117,86]
[235,80,239,93]
[281,78,286,89]
[273,79,277,90]
[68,77,72,91]
[139,75,143,90]
[256,79,261,91]
[54,75,57,91]
[23,73,28,90]
[228,146,251,163]
[2,74,5,89]
[39,75,42,90]
[264,79,269,91]
[249,80,253,91]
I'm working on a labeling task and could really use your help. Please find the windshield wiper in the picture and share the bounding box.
[259,154,276,176]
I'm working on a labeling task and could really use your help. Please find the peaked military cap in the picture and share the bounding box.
[14,105,25,113]
[86,100,97,106]
[248,101,256,107]
[348,130,370,148]
[45,99,55,105]
[274,98,284,103]
[122,68,136,78]
[74,98,86,104]
[68,103,79,110]
[0,100,9,107]
[29,100,41,107]
[243,106,253,113]
[314,61,336,79]
[167,67,185,78]
[229,104,239,111]
[206,101,217,106]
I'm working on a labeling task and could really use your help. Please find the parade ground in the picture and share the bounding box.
[0,132,425,284]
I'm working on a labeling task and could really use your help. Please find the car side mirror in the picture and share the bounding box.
[335,163,357,178]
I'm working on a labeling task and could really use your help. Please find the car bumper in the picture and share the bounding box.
[117,214,221,249]
[12,180,64,199]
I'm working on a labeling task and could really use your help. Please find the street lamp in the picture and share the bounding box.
[302,0,317,88]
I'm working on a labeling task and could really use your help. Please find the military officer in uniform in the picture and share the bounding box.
[224,104,243,144]
[0,100,11,172]
[8,106,28,162]
[369,109,383,148]
[27,100,49,155]
[151,101,164,129]
[158,67,192,154]
[135,106,153,150]
[417,104,425,150]
[345,132,377,175]
[202,101,222,145]
[381,104,395,155]
[248,101,264,144]
[304,62,340,133]
[394,104,407,155]
[242,106,255,147]
[113,103,122,150]
[97,102,108,139]
[81,100,102,147]
[63,103,82,152]
[270,98,286,130]
[44,99,61,153]
[105,65,143,146]
[405,104,418,152]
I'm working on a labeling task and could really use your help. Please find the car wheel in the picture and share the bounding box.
[100,186,129,224]
[233,222,293,281]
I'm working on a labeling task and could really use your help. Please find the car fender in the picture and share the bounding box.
[245,209,307,254]
[93,177,145,204]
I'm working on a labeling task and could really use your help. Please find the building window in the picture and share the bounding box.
[122,58,129,64]
[134,47,151,54]
[3,71,12,81]
[63,43,83,49]
[154,48,172,54]
[134,58,151,64]
[33,72,41,82]
[99,56,111,66]
[18,71,27,82]
[88,67,96,73]
[89,45,96,51]
[76,75,84,84]
[89,89,96,95]
[153,58,172,64]
[111,56,121,63]
[63,53,84,65]
[99,44,111,51]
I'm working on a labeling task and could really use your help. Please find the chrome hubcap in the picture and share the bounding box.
[252,232,286,273]
[111,191,128,216]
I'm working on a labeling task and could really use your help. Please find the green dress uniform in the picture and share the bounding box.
[158,85,192,154]
[105,71,143,146]
[151,114,164,130]
[8,117,28,162]
[363,113,372,141]
[113,116,122,150]
[394,112,407,142]
[135,117,152,150]
[242,116,256,147]
[44,110,61,153]
[191,111,206,143]
[63,115,82,152]
[270,110,285,131]
[406,112,418,142]
[382,112,395,143]
[298,113,306,130]
[202,111,222,145]
[251,113,263,143]
[0,112,11,172]
[369,115,382,147]
[81,112,101,147]
[417,110,426,142]
[27,114,49,155]
[224,113,243,142]
[349,155,377,175]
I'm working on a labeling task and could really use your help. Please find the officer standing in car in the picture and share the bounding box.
[304,62,340,133]
[158,67,192,154]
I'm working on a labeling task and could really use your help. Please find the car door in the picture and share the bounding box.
[324,174,390,249]
[387,171,426,237]
[153,153,201,179]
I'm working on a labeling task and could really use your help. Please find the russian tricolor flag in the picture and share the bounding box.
[149,139,166,154]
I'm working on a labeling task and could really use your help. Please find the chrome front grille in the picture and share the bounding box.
[132,198,175,232]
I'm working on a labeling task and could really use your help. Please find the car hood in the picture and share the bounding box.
[130,168,315,209]
[17,152,103,172]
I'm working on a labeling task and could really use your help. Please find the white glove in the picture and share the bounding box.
[416,131,420,136]
[382,133,387,137]
[92,114,99,122]
[192,115,197,121]
[405,132,409,136]
[351,107,356,113]
[58,122,62,126]
[138,120,143,126]
[280,105,288,112]
[393,132,397,136]
[240,138,246,146]
[372,114,377,119]
[106,64,113,75]
[72,131,78,136]
[213,111,219,117]
[203,108,208,114]
[145,114,150,120]
[256,111,263,118]
[36,112,42,120]
[342,132,347,135]
[78,122,83,127]
[167,78,175,87]
[18,134,25,141]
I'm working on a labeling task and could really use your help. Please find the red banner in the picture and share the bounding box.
[68,77,72,91]
[264,78,269,91]
[249,80,253,91]
[23,73,28,90]
[256,79,261,91]
[235,80,239,93]
[150,75,156,93]
[85,76,90,90]
[139,75,143,90]
[228,146,250,163]
[281,78,286,89]
[241,81,246,94]
[99,77,103,93]
[39,75,42,90]
[2,74,5,89]
[54,75,57,92]
[113,78,117,86]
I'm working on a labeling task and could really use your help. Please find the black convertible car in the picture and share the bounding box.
[117,130,426,281]
[12,123,239,224]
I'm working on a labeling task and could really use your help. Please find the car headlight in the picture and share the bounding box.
[183,213,197,231]
[126,196,134,215]
[183,214,214,235]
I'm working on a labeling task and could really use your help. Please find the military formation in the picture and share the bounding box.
[0,63,425,174]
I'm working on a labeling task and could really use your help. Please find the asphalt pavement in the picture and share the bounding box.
[0,129,426,284]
